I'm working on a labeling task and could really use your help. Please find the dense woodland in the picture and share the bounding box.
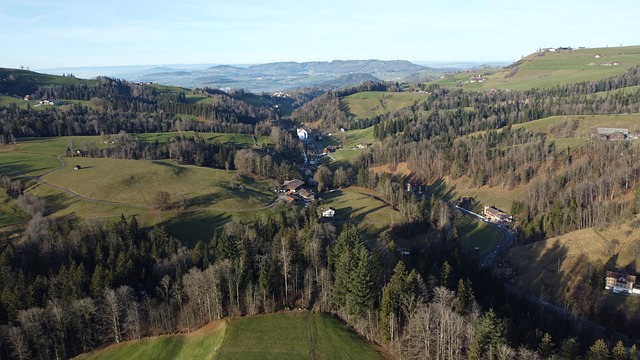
[4,196,632,360]
[2,67,640,359]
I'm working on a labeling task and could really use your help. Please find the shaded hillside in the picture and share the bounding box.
[320,73,381,89]
[0,68,96,97]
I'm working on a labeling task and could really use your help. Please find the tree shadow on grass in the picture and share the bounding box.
[160,212,232,247]
[351,205,387,224]
[43,192,70,215]
[186,193,219,208]
[428,178,456,203]
[151,160,188,176]
[0,160,47,177]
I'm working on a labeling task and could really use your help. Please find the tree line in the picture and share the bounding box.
[0,77,286,142]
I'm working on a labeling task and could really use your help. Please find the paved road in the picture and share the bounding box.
[455,205,632,341]
[455,205,517,267]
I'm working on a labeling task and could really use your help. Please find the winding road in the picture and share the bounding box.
[455,204,632,341]
[455,205,517,268]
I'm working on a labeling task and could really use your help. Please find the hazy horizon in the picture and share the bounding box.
[2,0,636,69]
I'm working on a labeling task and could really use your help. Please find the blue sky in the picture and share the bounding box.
[1,0,637,69]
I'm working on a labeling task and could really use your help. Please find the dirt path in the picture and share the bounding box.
[304,312,316,360]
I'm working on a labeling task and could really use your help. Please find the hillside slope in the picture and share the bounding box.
[436,45,640,90]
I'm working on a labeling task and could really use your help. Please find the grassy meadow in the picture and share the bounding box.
[0,136,278,243]
[506,222,640,331]
[324,126,375,165]
[318,187,400,236]
[75,312,383,360]
[74,321,226,360]
[435,45,640,91]
[133,131,270,147]
[514,114,640,137]
[456,216,501,254]
[342,91,430,119]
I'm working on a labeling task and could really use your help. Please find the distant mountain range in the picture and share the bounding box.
[37,60,498,93]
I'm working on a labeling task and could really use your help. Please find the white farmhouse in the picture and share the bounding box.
[322,208,335,218]
[297,128,308,141]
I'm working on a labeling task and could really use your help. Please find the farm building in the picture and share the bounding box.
[297,128,309,141]
[283,179,305,193]
[597,127,629,136]
[322,208,335,218]
[297,188,315,202]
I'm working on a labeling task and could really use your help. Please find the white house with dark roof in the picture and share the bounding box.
[322,208,335,218]
[297,128,309,141]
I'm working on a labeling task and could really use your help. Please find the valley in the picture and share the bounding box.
[2,44,640,359]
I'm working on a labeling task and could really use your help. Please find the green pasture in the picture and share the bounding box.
[514,113,640,138]
[434,45,640,91]
[133,132,269,147]
[76,312,381,360]
[342,127,374,148]
[0,95,26,108]
[159,210,233,246]
[75,321,226,360]
[0,151,61,177]
[592,85,640,98]
[456,215,501,254]
[318,187,399,235]
[342,91,430,119]
[0,136,280,242]
[40,158,274,209]
[443,176,528,216]
[216,312,382,360]
[184,94,215,104]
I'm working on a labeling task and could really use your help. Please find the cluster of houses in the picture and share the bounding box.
[469,75,486,83]
[277,179,335,219]
[605,271,640,295]
[279,179,313,203]
[595,128,640,141]
[539,47,573,53]
[587,61,622,67]
[24,95,59,107]
[35,99,57,107]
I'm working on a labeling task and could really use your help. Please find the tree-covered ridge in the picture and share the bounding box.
[0,72,285,141]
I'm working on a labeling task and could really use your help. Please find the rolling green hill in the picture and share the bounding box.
[435,45,640,90]
[342,91,430,119]
[0,136,277,244]
[74,312,384,360]
[0,67,98,97]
